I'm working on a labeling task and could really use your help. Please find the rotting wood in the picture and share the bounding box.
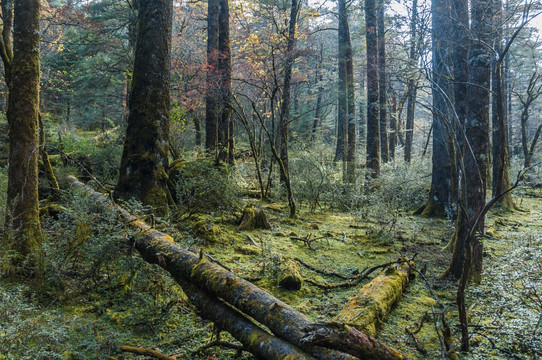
[301,323,408,360]
[278,259,303,290]
[67,176,407,360]
[238,204,271,230]
[334,259,415,336]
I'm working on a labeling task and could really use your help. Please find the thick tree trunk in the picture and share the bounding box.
[4,0,42,255]
[115,0,172,216]
[444,0,492,282]
[67,176,406,360]
[343,0,356,182]
[205,0,219,152]
[365,0,380,179]
[377,0,388,164]
[420,0,455,219]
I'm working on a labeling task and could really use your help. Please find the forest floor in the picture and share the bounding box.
[0,155,541,359]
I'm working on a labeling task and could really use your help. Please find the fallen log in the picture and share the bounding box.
[334,259,415,336]
[67,176,406,360]
[120,346,174,360]
[301,323,407,360]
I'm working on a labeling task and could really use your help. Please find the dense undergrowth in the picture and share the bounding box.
[1,131,541,359]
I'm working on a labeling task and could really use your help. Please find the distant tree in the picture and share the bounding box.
[518,71,542,168]
[404,0,419,163]
[377,0,388,163]
[1,0,43,256]
[205,0,219,153]
[115,0,173,215]
[334,0,348,163]
[344,3,356,183]
[217,0,234,164]
[365,0,380,178]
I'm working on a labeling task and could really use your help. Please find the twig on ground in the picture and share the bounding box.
[120,346,174,360]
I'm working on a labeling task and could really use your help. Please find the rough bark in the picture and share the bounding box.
[4,0,42,255]
[377,0,388,164]
[115,0,172,216]
[334,260,414,336]
[444,0,492,282]
[365,0,380,179]
[420,0,455,219]
[67,176,408,360]
[277,0,299,218]
[217,0,234,164]
[205,0,219,152]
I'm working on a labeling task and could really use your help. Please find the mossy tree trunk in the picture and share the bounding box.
[344,1,356,183]
[365,0,380,179]
[334,0,347,164]
[3,0,42,256]
[115,0,173,216]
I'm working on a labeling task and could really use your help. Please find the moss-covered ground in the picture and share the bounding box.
[0,136,541,359]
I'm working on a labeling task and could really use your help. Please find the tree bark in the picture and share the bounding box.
[491,0,515,210]
[115,0,172,216]
[404,0,418,163]
[420,0,455,218]
[334,0,348,163]
[377,0,388,164]
[217,0,234,164]
[205,0,219,153]
[365,0,380,179]
[4,0,42,255]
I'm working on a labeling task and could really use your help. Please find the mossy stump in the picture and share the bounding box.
[278,259,303,291]
[238,205,271,231]
[194,220,221,242]
[334,259,415,336]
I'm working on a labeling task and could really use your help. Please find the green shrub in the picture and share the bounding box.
[169,159,240,217]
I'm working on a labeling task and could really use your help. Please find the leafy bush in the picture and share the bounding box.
[170,159,240,217]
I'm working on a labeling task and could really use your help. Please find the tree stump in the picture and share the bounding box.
[279,259,303,290]
[238,205,271,231]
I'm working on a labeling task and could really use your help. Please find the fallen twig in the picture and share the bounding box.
[120,346,174,360]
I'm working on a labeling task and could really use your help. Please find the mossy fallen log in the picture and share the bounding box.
[279,259,303,290]
[66,176,406,360]
[334,259,415,336]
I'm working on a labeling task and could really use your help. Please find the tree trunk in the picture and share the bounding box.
[365,0,380,179]
[335,0,347,163]
[404,0,418,163]
[115,0,173,216]
[4,0,42,256]
[377,0,388,164]
[420,0,455,218]
[444,0,492,282]
[491,0,515,210]
[277,0,299,217]
[389,95,397,160]
[334,260,414,336]
[217,0,234,165]
[67,176,407,360]
[205,0,219,153]
[343,0,356,182]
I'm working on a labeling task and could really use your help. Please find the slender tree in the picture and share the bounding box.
[345,5,356,183]
[491,0,515,209]
[377,0,388,163]
[334,0,348,163]
[365,0,380,178]
[519,72,542,168]
[2,0,42,255]
[217,0,234,164]
[404,0,418,163]
[205,0,219,152]
[115,0,173,215]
